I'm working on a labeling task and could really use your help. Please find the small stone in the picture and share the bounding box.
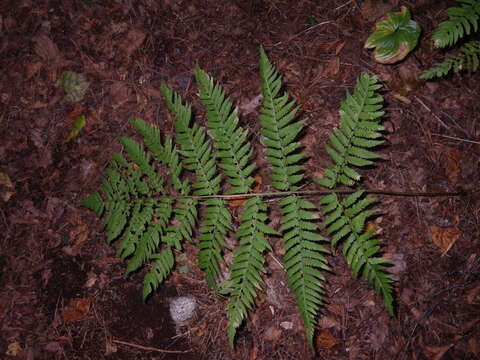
[280,321,293,330]
[169,296,196,323]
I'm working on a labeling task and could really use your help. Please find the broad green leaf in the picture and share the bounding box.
[365,6,421,64]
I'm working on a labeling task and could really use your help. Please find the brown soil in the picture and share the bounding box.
[1,0,479,359]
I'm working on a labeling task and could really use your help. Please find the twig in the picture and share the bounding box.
[432,133,480,145]
[112,339,193,354]
[273,21,334,46]
[414,96,451,131]
[172,188,465,200]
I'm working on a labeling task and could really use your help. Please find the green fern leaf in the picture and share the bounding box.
[195,65,279,344]
[117,137,165,194]
[259,47,303,191]
[421,40,480,79]
[129,118,165,163]
[226,197,278,346]
[432,0,480,48]
[195,65,256,194]
[279,195,330,345]
[259,48,330,346]
[143,246,175,300]
[161,82,231,288]
[321,191,394,314]
[80,192,104,217]
[314,73,384,189]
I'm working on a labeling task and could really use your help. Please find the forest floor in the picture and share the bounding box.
[1,0,479,359]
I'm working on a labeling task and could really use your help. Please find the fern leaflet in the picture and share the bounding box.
[314,73,384,189]
[195,66,277,343]
[431,0,480,48]
[421,40,480,79]
[161,82,231,289]
[315,74,394,314]
[259,47,330,346]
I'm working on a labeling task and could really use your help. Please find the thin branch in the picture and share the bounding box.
[432,133,480,145]
[166,188,464,200]
[112,339,193,354]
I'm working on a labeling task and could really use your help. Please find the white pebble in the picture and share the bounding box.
[169,296,196,323]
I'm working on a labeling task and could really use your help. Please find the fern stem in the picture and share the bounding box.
[156,189,464,200]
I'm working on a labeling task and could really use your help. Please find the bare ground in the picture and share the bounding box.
[1,0,479,359]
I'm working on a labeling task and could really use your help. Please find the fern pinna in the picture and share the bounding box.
[431,0,480,48]
[421,0,480,79]
[314,73,394,314]
[258,48,330,345]
[82,48,394,348]
[194,65,277,345]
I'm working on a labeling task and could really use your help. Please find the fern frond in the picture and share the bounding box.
[320,191,393,313]
[259,47,304,191]
[314,73,384,189]
[315,75,394,314]
[162,137,198,250]
[124,197,172,273]
[125,220,162,274]
[420,40,480,79]
[259,47,330,346]
[80,192,104,217]
[161,82,231,288]
[129,118,165,162]
[226,197,278,346]
[195,65,256,194]
[432,0,480,48]
[100,162,132,243]
[117,137,165,194]
[194,66,278,344]
[143,246,175,300]
[280,195,330,345]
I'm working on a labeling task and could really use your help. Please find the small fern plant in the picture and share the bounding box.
[421,0,480,79]
[81,48,394,347]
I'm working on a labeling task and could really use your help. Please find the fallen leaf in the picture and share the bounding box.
[466,286,480,304]
[468,337,480,356]
[6,341,23,356]
[430,226,461,255]
[69,223,89,247]
[0,170,14,202]
[24,62,43,80]
[442,146,461,184]
[63,298,91,322]
[239,94,263,115]
[65,103,85,125]
[423,344,453,360]
[263,326,282,343]
[109,81,132,109]
[316,330,339,350]
[318,315,340,329]
[119,27,146,58]
[55,71,90,103]
[65,115,86,143]
[280,321,293,330]
[34,34,61,64]
[229,174,262,208]
[322,56,340,78]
